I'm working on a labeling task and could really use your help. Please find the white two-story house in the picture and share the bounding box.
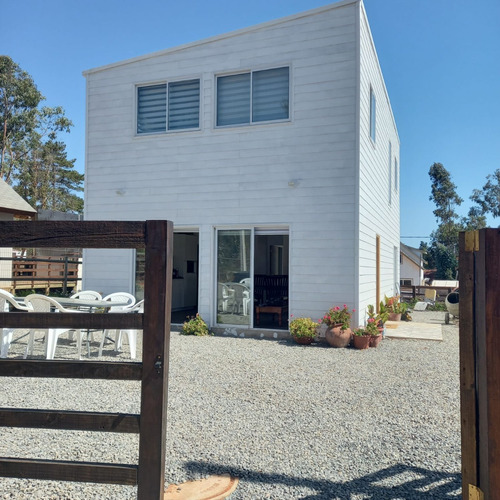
[82,0,400,334]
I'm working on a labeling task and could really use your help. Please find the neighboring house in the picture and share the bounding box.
[0,178,37,290]
[400,243,424,287]
[82,0,400,333]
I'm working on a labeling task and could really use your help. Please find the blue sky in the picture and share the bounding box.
[3,0,500,244]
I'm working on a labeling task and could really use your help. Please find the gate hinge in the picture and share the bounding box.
[465,231,479,252]
[469,484,484,500]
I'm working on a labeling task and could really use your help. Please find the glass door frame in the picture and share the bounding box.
[214,226,255,328]
[214,225,290,329]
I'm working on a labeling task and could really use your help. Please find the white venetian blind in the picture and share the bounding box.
[252,67,289,122]
[137,84,167,134]
[168,79,200,130]
[216,73,251,126]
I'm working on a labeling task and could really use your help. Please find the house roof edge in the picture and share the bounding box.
[400,242,424,268]
[0,178,37,217]
[83,0,360,77]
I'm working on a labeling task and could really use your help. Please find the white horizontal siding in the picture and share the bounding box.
[82,249,134,295]
[401,256,422,286]
[356,2,400,324]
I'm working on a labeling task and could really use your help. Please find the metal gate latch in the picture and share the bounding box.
[154,355,163,374]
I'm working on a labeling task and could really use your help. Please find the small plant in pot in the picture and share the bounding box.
[321,304,355,348]
[289,316,317,344]
[352,327,371,350]
[384,295,408,321]
[367,303,389,334]
[365,317,383,347]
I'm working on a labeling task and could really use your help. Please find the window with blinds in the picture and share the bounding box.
[369,87,376,142]
[217,67,289,127]
[394,157,399,192]
[137,79,200,134]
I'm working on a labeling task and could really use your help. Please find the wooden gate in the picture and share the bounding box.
[459,228,500,499]
[0,220,173,499]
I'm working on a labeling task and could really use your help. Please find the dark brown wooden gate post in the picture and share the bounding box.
[460,228,500,499]
[459,230,478,497]
[138,220,173,499]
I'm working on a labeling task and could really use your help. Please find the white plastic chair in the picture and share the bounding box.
[70,290,102,303]
[217,283,230,312]
[113,300,144,359]
[227,283,251,315]
[24,295,83,360]
[70,290,103,344]
[99,292,136,356]
[0,289,32,358]
[102,292,136,310]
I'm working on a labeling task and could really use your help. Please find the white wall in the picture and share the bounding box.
[82,249,135,296]
[401,255,423,286]
[356,2,400,326]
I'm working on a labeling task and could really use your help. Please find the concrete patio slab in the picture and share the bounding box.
[384,320,443,341]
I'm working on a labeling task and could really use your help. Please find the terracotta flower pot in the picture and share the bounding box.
[352,334,371,350]
[293,336,314,345]
[388,313,401,321]
[325,326,352,348]
[369,333,382,347]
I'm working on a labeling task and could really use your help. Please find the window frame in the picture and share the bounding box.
[135,77,201,136]
[215,66,291,128]
[394,157,399,192]
[369,86,376,143]
[388,141,392,206]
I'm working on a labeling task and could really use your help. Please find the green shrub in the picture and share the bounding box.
[428,302,448,312]
[181,313,210,336]
[14,289,36,297]
[289,316,317,339]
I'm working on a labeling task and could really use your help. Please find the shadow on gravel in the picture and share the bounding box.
[184,461,461,499]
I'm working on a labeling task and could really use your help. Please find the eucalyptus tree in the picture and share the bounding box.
[428,162,464,254]
[470,169,500,219]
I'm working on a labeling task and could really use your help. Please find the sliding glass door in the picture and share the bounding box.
[216,229,252,326]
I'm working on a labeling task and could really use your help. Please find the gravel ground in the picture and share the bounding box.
[0,311,461,499]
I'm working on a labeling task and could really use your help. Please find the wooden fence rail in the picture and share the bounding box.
[0,255,81,294]
[0,220,173,499]
[400,284,455,300]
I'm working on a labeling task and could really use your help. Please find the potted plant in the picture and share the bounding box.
[367,303,389,335]
[289,316,317,344]
[365,317,383,347]
[384,295,408,321]
[352,327,371,350]
[321,304,354,348]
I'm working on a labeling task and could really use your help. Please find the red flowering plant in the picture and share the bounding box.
[321,304,355,331]
[384,295,408,315]
[365,318,380,336]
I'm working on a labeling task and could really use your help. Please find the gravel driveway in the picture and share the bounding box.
[0,311,461,499]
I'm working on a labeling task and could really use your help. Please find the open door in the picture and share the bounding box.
[136,232,199,324]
